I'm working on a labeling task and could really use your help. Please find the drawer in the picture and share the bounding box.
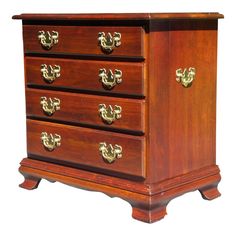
[26,89,145,133]
[27,119,145,178]
[23,25,144,57]
[25,57,145,96]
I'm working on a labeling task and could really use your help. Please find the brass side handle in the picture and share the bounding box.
[41,132,61,151]
[38,30,59,50]
[98,104,122,124]
[41,64,61,83]
[176,67,196,88]
[40,97,60,116]
[99,142,122,163]
[99,68,122,90]
[98,32,121,53]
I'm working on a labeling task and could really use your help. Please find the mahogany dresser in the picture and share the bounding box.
[13,13,223,223]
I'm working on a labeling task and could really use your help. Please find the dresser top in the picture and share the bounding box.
[12,12,223,21]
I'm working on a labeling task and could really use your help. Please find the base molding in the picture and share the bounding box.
[19,158,221,223]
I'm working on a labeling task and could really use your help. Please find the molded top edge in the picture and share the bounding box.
[12,13,224,21]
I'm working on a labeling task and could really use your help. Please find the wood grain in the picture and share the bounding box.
[25,56,145,96]
[14,13,223,223]
[146,20,219,183]
[23,25,144,57]
[13,13,224,21]
[27,119,146,178]
[19,158,221,223]
[26,88,145,133]
[19,157,220,195]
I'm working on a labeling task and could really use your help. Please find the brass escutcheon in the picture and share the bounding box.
[176,67,196,88]
[98,32,121,53]
[40,97,60,116]
[99,142,122,163]
[41,64,61,83]
[99,68,122,90]
[41,132,61,151]
[38,30,59,50]
[98,104,122,124]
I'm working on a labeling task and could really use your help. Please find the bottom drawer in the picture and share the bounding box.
[27,119,145,179]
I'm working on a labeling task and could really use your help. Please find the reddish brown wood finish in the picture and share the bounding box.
[20,158,221,195]
[25,57,145,96]
[26,88,145,133]
[19,158,221,223]
[27,119,145,178]
[19,175,41,190]
[146,20,219,183]
[199,185,221,200]
[14,13,223,223]
[13,13,224,21]
[23,25,144,57]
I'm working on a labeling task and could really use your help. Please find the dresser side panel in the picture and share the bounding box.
[168,20,218,178]
[146,20,218,183]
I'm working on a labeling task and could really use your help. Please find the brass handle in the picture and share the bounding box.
[176,67,196,88]
[40,97,60,116]
[98,32,121,53]
[99,142,122,163]
[98,104,122,124]
[41,132,61,151]
[99,68,122,90]
[38,30,59,50]
[41,64,61,83]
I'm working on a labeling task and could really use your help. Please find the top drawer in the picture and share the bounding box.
[23,25,145,57]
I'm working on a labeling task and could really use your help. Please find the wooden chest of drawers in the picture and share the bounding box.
[13,13,223,223]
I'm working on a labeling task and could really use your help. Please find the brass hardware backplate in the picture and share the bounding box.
[98,32,121,53]
[41,132,61,151]
[99,68,122,89]
[98,104,122,124]
[176,67,196,88]
[99,142,122,163]
[38,30,59,50]
[40,97,60,116]
[41,64,61,83]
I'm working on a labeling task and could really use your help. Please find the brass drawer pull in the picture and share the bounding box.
[99,68,122,90]
[40,97,60,116]
[99,142,122,163]
[176,67,196,88]
[41,64,61,83]
[98,104,122,124]
[38,30,59,50]
[41,132,61,151]
[98,32,121,53]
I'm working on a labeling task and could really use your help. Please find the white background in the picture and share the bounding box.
[0,0,235,235]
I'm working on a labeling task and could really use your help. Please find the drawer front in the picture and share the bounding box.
[26,89,145,133]
[25,57,145,96]
[27,119,145,178]
[23,25,144,57]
